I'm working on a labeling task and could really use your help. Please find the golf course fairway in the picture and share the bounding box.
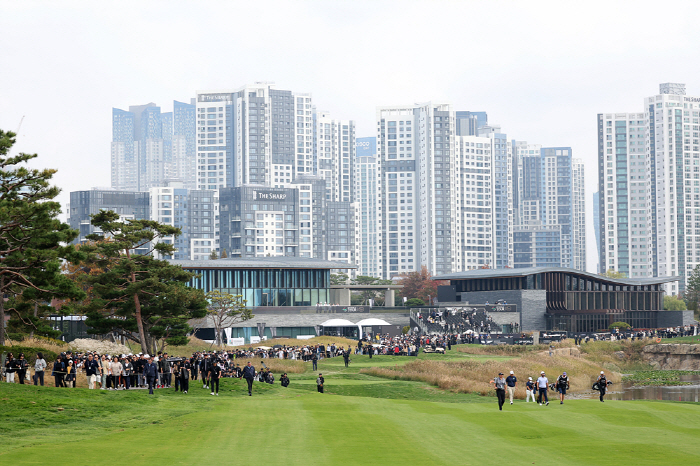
[2,374,699,466]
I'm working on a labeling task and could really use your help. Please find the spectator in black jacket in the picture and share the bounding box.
[280,373,290,387]
[143,357,158,395]
[242,361,255,396]
[52,356,66,388]
[16,354,28,384]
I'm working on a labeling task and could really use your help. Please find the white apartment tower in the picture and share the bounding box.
[377,103,459,278]
[477,126,513,268]
[196,83,314,191]
[313,110,355,201]
[572,158,586,271]
[354,154,382,277]
[455,135,494,269]
[598,83,700,293]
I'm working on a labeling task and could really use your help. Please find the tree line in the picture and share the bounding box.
[0,129,250,353]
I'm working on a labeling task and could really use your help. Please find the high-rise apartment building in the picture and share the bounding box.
[598,83,700,293]
[173,100,196,189]
[355,153,382,277]
[195,83,313,191]
[313,110,355,201]
[456,111,488,136]
[598,112,654,280]
[377,103,459,278]
[455,135,494,269]
[593,191,601,272]
[572,158,586,271]
[111,101,195,192]
[478,125,513,268]
[68,189,150,243]
[150,185,190,260]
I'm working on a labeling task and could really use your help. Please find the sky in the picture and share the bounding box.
[2,0,700,273]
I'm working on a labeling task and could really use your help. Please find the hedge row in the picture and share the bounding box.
[0,346,59,364]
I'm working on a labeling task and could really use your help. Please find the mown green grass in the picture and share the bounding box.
[2,348,700,465]
[660,335,700,343]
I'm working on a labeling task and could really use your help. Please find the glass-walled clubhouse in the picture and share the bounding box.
[433,266,682,332]
[169,257,345,307]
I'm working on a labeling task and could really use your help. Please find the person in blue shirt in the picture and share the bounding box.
[505,370,517,405]
[525,377,536,402]
[143,357,159,395]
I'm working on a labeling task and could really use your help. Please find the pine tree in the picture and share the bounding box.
[0,129,85,345]
[79,210,207,354]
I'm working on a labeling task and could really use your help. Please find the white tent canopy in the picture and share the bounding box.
[356,318,391,327]
[321,318,356,327]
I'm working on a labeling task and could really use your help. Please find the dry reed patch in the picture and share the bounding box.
[362,353,619,397]
[8,337,68,355]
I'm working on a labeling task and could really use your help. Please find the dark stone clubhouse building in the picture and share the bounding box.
[433,267,693,333]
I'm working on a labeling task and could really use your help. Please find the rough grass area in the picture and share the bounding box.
[361,351,617,396]
[577,339,654,372]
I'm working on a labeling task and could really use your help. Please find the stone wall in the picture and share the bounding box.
[642,344,700,370]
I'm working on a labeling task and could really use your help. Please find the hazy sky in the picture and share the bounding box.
[2,0,700,272]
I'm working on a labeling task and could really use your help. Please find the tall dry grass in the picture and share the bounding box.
[362,352,619,397]
[6,336,69,355]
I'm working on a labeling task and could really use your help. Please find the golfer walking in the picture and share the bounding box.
[556,372,569,404]
[490,372,507,411]
[506,370,517,405]
[525,376,537,402]
[537,371,549,406]
[596,371,607,402]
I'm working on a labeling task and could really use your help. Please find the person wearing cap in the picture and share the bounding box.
[280,373,290,388]
[525,376,536,402]
[490,372,507,410]
[505,370,517,405]
[536,371,549,405]
[122,356,133,390]
[556,371,569,404]
[84,353,100,389]
[316,373,324,393]
[596,371,607,402]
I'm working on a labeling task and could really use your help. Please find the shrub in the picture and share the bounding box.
[405,298,425,307]
[609,321,632,330]
[0,345,58,364]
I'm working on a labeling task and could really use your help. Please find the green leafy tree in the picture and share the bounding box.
[220,249,228,258]
[330,273,349,285]
[209,250,218,260]
[79,210,207,354]
[684,264,700,313]
[352,275,393,305]
[601,269,627,279]
[0,129,85,345]
[663,295,687,311]
[205,290,253,347]
[609,321,632,330]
